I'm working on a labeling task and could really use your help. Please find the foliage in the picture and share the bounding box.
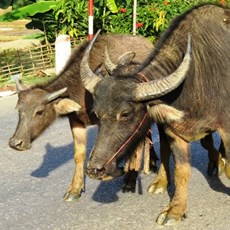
[0,1,57,43]
[98,0,230,42]
[53,1,88,39]
[52,0,230,43]
[53,0,118,41]
[0,1,56,22]
[1,0,230,43]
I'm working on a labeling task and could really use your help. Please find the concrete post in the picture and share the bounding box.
[55,35,71,75]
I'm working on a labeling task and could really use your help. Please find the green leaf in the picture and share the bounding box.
[0,1,56,22]
[106,0,118,13]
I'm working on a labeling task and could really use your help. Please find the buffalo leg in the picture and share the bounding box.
[63,118,86,201]
[156,131,190,226]
[200,134,225,176]
[122,170,139,192]
[148,125,170,195]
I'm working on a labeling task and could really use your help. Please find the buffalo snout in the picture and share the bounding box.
[9,137,31,151]
[86,159,124,181]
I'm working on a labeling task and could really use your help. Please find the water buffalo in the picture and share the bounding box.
[80,3,230,226]
[9,34,157,201]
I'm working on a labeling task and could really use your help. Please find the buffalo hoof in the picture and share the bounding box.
[156,211,187,226]
[63,192,81,202]
[147,180,167,195]
[122,170,138,193]
[218,157,226,176]
[225,162,230,179]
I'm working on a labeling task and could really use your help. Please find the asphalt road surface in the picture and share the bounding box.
[1,94,230,230]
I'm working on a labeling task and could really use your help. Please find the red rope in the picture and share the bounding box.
[103,73,150,167]
[104,112,148,166]
[89,73,151,169]
[138,72,149,82]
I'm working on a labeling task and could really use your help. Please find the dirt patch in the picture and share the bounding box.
[0,85,16,92]
[0,38,41,50]
[0,17,41,46]
[0,16,43,92]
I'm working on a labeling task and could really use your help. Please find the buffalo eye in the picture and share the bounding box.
[119,111,133,121]
[35,109,44,116]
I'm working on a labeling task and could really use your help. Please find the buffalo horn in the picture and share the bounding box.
[104,46,116,74]
[15,78,27,93]
[118,51,136,65]
[104,46,136,74]
[80,30,102,94]
[134,34,192,101]
[45,87,67,102]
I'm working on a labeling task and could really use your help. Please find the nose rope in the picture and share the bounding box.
[104,112,148,167]
[89,72,150,169]
[88,146,94,159]
[103,72,150,167]
[138,72,149,82]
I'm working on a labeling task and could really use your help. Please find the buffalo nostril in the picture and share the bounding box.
[86,164,106,178]
[87,161,103,170]
[9,138,23,147]
[15,139,23,147]
[94,168,105,177]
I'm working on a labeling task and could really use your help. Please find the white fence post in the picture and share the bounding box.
[55,35,71,75]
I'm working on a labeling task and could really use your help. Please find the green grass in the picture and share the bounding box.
[21,74,55,85]
[0,74,56,88]
[22,32,44,40]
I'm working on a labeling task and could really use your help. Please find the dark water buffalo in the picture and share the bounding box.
[9,34,157,201]
[80,4,230,226]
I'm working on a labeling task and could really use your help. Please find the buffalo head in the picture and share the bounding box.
[80,31,192,180]
[9,80,81,151]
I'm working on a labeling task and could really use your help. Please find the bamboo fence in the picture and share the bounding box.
[0,43,55,83]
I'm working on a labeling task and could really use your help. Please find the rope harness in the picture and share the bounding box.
[103,72,150,167]
[104,112,148,167]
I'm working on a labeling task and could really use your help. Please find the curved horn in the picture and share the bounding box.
[80,30,102,94]
[118,51,136,66]
[15,79,27,93]
[134,34,192,101]
[104,46,136,74]
[44,87,67,102]
[12,74,27,93]
[104,46,116,74]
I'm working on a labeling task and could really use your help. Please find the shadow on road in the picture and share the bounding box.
[30,124,230,204]
[31,142,74,178]
[31,126,98,178]
[190,132,230,196]
[91,178,123,203]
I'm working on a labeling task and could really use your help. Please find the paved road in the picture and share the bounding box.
[1,94,230,230]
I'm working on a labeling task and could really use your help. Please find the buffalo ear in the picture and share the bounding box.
[117,51,136,66]
[54,99,81,115]
[148,104,184,124]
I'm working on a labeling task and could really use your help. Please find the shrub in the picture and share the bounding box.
[96,0,230,42]
[51,0,230,43]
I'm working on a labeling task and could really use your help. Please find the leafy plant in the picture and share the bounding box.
[53,0,88,39]
[53,0,119,40]
[0,1,56,21]
[1,0,230,43]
